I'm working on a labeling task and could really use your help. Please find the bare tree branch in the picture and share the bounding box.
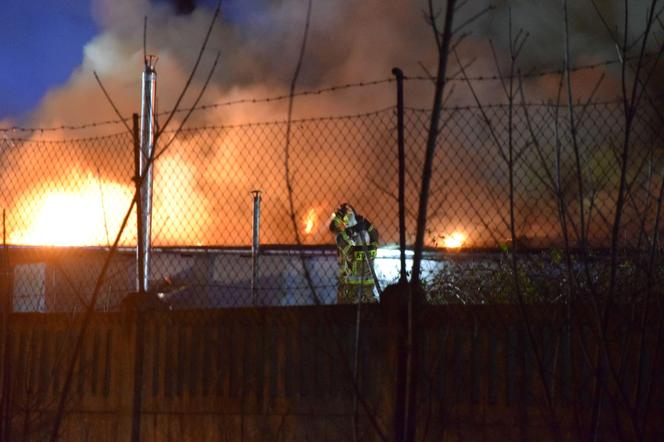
[154,52,221,162]
[452,5,493,35]
[489,39,509,97]
[576,72,607,127]
[93,72,133,136]
[156,1,221,137]
[426,0,442,50]
[453,49,508,162]
[143,16,148,63]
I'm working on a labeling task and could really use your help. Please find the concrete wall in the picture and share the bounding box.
[0,305,662,441]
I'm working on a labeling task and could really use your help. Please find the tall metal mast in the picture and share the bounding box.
[137,55,157,294]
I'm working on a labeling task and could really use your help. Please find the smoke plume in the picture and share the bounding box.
[1,0,662,247]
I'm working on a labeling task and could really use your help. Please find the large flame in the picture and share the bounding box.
[442,231,466,249]
[303,208,317,235]
[7,154,216,247]
[10,173,134,246]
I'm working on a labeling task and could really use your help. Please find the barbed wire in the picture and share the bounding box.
[1,130,131,145]
[167,106,397,133]
[406,53,648,83]
[405,97,632,112]
[6,93,661,143]
[5,93,663,143]
[0,53,658,135]
[1,107,397,143]
[0,79,395,135]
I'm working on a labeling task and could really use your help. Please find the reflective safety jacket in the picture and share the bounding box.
[335,215,379,286]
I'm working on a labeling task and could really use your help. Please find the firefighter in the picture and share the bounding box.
[328,203,379,303]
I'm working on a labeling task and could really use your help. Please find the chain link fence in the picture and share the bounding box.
[1,92,663,311]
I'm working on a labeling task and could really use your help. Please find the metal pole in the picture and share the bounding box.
[392,67,407,283]
[138,56,157,294]
[251,190,262,305]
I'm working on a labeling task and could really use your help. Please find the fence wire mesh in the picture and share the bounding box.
[1,95,663,311]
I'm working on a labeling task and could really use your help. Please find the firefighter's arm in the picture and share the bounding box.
[367,222,379,245]
[336,231,353,256]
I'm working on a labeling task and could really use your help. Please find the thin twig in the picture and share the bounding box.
[143,16,148,64]
[154,52,221,163]
[576,72,607,128]
[453,49,507,162]
[452,5,493,35]
[95,166,111,248]
[156,1,221,137]
[93,72,133,136]
[489,39,508,97]
[426,0,442,50]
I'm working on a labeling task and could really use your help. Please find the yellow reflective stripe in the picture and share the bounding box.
[344,275,374,284]
[345,279,375,285]
[352,248,377,261]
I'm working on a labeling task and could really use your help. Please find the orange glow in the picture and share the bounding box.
[442,231,466,249]
[303,208,316,235]
[152,152,211,245]
[10,173,134,246]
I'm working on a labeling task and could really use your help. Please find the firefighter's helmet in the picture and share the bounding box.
[329,203,357,233]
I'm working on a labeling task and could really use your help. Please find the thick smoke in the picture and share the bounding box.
[13,0,664,128]
[2,0,662,247]
[18,0,663,131]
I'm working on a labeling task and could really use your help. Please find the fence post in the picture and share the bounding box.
[0,209,12,442]
[0,210,9,313]
[251,190,262,305]
[391,68,407,284]
[380,282,408,441]
[131,112,147,442]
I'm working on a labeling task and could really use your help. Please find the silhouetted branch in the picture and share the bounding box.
[154,51,221,162]
[93,72,133,136]
[157,1,221,137]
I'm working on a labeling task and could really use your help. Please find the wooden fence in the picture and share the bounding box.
[0,304,662,441]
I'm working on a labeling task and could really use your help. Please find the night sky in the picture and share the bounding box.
[0,0,235,122]
[0,0,97,120]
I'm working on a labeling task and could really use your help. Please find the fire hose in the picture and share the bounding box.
[358,235,383,298]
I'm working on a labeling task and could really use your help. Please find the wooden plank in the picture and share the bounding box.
[187,325,200,398]
[90,328,99,396]
[38,328,50,398]
[164,324,175,398]
[103,328,112,399]
[201,323,211,398]
[151,323,161,399]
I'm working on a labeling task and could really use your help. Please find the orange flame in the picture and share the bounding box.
[10,174,134,246]
[7,148,214,247]
[303,208,316,235]
[442,231,466,249]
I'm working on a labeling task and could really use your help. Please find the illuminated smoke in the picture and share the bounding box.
[2,0,661,247]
